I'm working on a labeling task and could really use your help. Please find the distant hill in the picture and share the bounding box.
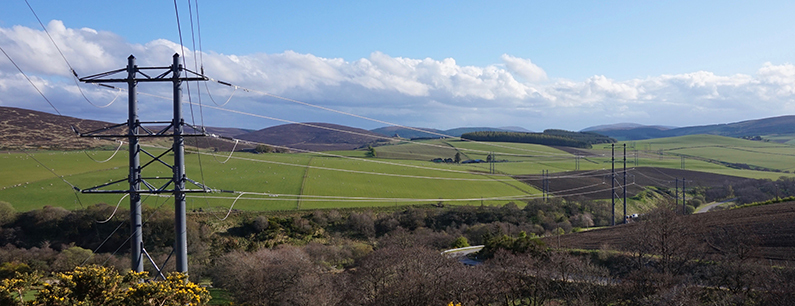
[0,106,249,151]
[370,126,518,139]
[581,123,675,132]
[237,123,391,151]
[593,116,795,140]
[0,106,113,150]
[500,126,533,133]
[445,127,515,137]
[370,126,445,139]
[202,127,253,138]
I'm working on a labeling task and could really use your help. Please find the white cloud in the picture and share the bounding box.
[501,54,547,82]
[2,21,795,131]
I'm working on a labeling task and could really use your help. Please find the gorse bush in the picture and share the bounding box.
[0,265,210,306]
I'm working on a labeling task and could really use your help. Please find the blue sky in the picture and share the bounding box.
[2,1,795,131]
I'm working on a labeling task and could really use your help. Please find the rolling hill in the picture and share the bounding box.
[0,106,249,151]
[590,115,795,140]
[0,106,114,150]
[370,126,517,139]
[236,122,391,151]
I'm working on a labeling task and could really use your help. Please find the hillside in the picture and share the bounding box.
[0,106,113,149]
[594,115,795,140]
[0,106,249,151]
[236,122,391,151]
[582,123,675,132]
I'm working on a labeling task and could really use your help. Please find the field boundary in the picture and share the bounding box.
[296,157,313,210]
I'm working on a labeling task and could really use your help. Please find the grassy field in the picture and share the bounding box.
[615,135,795,172]
[762,133,795,144]
[2,134,794,212]
[0,146,539,211]
[372,139,459,160]
[588,135,795,179]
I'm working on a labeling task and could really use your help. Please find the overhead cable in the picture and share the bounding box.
[23,0,118,109]
[0,45,62,115]
[83,140,124,163]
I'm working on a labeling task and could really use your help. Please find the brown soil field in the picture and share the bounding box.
[515,167,753,200]
[545,201,795,262]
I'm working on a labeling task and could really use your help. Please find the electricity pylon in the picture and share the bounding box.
[75,54,209,275]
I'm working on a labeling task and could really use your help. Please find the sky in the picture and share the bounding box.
[1,0,795,132]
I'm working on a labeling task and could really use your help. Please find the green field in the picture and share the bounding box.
[2,134,794,212]
[589,135,795,179]
[0,146,539,211]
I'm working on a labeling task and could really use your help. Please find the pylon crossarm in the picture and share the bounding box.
[184,122,206,134]
[81,190,133,194]
[79,64,206,83]
[85,133,207,138]
[77,122,128,137]
[182,68,208,79]
[139,120,173,124]
[81,178,128,193]
[78,68,127,81]
[185,177,210,191]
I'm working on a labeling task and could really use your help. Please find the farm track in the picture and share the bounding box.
[545,201,795,262]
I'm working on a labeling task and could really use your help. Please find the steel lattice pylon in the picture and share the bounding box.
[77,54,209,275]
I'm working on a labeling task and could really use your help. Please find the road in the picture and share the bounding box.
[441,245,484,266]
[696,198,737,213]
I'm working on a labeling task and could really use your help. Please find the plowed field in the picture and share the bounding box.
[547,201,795,261]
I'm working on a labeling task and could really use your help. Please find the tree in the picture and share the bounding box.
[454,152,461,163]
[255,144,273,153]
[211,246,332,306]
[451,236,470,248]
[366,145,376,157]
[0,201,15,226]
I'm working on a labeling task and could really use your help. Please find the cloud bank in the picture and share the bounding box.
[1,20,794,131]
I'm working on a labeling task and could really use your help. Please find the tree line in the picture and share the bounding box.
[460,130,616,149]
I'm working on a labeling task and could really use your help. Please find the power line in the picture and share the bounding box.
[185,147,517,182]
[149,140,627,183]
[23,0,117,109]
[199,100,575,158]
[200,76,574,157]
[90,81,581,160]
[186,182,635,204]
[0,45,62,116]
[23,151,84,208]
[96,194,128,224]
[83,140,124,163]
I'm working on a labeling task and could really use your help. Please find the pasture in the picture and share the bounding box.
[2,134,795,212]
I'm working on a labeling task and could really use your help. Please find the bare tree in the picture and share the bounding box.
[210,246,334,306]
